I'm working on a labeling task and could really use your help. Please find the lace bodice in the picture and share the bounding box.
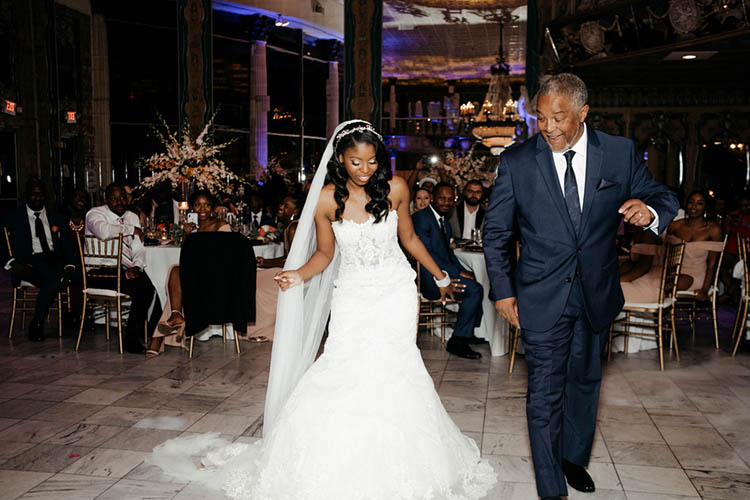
[332,210,410,276]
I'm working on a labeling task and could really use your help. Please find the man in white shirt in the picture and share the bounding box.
[449,180,486,240]
[86,183,162,354]
[2,178,76,341]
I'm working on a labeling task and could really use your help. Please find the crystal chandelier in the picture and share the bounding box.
[471,20,523,155]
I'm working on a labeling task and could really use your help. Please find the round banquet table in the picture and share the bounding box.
[144,242,284,343]
[454,248,509,357]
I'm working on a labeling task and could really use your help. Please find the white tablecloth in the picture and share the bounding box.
[143,242,283,341]
[455,249,509,357]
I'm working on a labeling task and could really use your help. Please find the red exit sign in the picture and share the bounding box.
[3,100,16,115]
[66,111,77,123]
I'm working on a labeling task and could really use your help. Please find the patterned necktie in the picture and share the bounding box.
[118,217,134,268]
[34,212,51,254]
[563,150,581,233]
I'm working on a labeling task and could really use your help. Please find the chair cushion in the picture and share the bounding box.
[83,288,129,298]
[623,298,675,309]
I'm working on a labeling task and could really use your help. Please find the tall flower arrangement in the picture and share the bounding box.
[136,114,244,198]
[424,148,496,191]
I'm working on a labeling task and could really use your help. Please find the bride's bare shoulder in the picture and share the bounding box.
[317,184,338,217]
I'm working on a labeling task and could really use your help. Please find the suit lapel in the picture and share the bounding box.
[535,135,576,239]
[579,130,603,237]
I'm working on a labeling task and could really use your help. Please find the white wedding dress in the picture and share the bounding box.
[149,210,497,500]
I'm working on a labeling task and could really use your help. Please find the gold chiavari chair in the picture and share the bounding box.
[76,234,134,353]
[675,235,727,349]
[4,228,68,338]
[609,242,685,371]
[416,264,461,344]
[732,235,750,356]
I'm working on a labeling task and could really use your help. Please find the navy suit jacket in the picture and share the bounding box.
[412,207,467,299]
[483,130,679,332]
[2,206,76,284]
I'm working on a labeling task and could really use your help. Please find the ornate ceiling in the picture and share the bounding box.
[382,0,527,81]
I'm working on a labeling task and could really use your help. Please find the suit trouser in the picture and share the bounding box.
[88,270,162,341]
[451,276,483,339]
[13,253,66,325]
[521,278,606,497]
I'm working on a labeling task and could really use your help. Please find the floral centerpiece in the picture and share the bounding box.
[153,222,185,245]
[251,224,281,244]
[136,114,245,198]
[248,156,300,189]
[423,148,496,192]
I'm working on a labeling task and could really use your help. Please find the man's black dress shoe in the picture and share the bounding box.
[563,459,595,493]
[446,340,482,360]
[28,322,45,342]
[465,336,489,345]
[123,337,146,354]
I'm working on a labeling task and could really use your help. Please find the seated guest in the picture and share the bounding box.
[412,187,432,214]
[252,195,303,342]
[65,188,90,251]
[412,182,485,360]
[667,189,725,301]
[721,193,750,302]
[86,183,162,354]
[147,190,231,357]
[2,178,76,341]
[621,190,723,304]
[449,180,485,240]
[63,188,91,320]
[248,193,276,230]
[151,182,180,225]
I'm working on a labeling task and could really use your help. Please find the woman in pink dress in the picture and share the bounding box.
[249,195,302,341]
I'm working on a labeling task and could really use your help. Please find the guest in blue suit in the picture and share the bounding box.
[413,182,485,360]
[2,178,76,341]
[483,74,678,500]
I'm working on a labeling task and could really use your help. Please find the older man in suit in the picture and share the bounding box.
[413,182,485,359]
[483,73,678,499]
[2,178,76,341]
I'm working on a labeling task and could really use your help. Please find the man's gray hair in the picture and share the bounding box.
[536,73,588,110]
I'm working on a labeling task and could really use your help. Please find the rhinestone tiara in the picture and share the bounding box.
[333,123,383,149]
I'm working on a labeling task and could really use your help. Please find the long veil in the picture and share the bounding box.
[262,119,365,436]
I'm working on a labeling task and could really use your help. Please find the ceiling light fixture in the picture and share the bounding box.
[275,15,289,27]
[681,54,697,60]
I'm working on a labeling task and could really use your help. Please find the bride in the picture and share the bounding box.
[149,120,497,499]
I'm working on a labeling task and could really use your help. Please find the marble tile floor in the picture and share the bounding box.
[1,283,750,498]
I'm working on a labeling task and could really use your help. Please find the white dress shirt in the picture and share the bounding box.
[26,205,54,254]
[250,211,263,227]
[85,205,146,269]
[461,204,479,240]
[552,124,659,233]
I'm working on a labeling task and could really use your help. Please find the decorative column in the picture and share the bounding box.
[248,15,273,168]
[177,0,212,137]
[344,0,383,126]
[319,40,342,138]
[91,13,111,196]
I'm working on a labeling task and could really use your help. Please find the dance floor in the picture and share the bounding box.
[1,273,749,499]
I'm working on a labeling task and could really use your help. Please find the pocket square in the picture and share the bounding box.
[596,178,618,191]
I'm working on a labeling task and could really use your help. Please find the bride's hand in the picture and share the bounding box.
[274,270,303,291]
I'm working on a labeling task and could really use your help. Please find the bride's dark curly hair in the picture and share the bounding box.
[327,122,392,223]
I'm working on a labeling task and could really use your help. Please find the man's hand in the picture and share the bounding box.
[9,260,32,276]
[133,227,145,242]
[619,199,654,227]
[439,283,456,303]
[459,270,475,280]
[125,267,142,280]
[495,297,520,329]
